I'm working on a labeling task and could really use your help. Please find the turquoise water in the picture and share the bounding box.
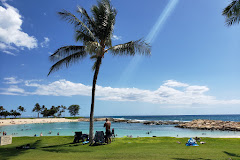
[1,120,240,138]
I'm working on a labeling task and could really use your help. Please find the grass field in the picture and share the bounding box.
[0,136,240,160]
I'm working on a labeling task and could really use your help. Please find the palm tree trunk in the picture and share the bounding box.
[89,56,102,144]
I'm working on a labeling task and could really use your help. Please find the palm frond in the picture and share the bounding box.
[105,37,112,47]
[223,0,239,17]
[76,5,95,30]
[226,15,240,26]
[50,46,85,62]
[91,0,117,43]
[90,55,102,71]
[58,10,96,41]
[75,31,96,44]
[108,39,151,56]
[90,55,98,60]
[222,0,240,26]
[92,60,97,71]
[85,41,102,55]
[48,50,87,76]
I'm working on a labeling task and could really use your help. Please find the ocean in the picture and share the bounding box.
[111,114,240,122]
[1,115,240,138]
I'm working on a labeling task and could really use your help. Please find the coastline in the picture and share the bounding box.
[0,118,79,126]
[0,117,113,126]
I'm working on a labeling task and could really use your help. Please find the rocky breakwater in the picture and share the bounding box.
[77,118,113,122]
[175,119,240,131]
[112,119,142,123]
[143,121,184,125]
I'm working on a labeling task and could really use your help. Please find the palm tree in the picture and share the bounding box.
[48,0,151,143]
[10,110,21,118]
[18,106,26,117]
[222,0,240,26]
[0,106,5,119]
[32,103,42,118]
[0,106,4,112]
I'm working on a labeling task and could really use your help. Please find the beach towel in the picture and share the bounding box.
[185,138,199,146]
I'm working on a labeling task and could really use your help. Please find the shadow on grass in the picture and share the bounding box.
[42,148,92,153]
[172,158,211,160]
[41,142,75,149]
[223,151,240,158]
[90,143,107,147]
[40,142,93,153]
[0,139,42,160]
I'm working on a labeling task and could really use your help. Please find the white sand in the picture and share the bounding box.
[0,118,79,126]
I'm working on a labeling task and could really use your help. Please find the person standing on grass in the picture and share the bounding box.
[104,118,111,144]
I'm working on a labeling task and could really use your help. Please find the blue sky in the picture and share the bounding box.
[0,0,240,117]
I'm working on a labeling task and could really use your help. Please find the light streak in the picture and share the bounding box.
[118,0,179,85]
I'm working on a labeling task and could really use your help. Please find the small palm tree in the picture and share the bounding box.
[32,103,42,118]
[0,106,4,112]
[222,0,240,26]
[48,0,151,143]
[0,106,4,119]
[18,106,26,118]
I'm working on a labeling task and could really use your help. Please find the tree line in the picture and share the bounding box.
[0,104,80,119]
[0,106,25,119]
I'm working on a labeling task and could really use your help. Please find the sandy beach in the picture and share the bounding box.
[0,118,79,126]
[0,117,109,126]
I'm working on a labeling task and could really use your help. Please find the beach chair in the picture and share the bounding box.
[111,128,115,142]
[81,134,89,141]
[73,131,82,143]
[94,131,105,144]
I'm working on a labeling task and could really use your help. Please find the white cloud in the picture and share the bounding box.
[163,80,188,87]
[28,80,92,96]
[40,37,50,48]
[3,50,16,56]
[1,78,240,106]
[186,85,209,95]
[0,42,16,50]
[0,85,25,95]
[0,2,37,51]
[112,35,122,40]
[4,77,23,84]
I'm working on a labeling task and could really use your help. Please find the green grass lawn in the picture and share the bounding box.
[0,136,240,160]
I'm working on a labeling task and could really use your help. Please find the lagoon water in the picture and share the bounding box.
[1,115,240,138]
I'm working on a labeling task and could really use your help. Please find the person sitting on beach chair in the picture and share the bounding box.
[194,136,201,142]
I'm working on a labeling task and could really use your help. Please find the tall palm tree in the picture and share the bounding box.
[32,103,42,118]
[222,0,240,26]
[48,0,151,143]
[18,106,26,118]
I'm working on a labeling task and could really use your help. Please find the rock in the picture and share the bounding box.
[112,119,128,123]
[127,120,142,123]
[143,121,155,125]
[175,119,240,131]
